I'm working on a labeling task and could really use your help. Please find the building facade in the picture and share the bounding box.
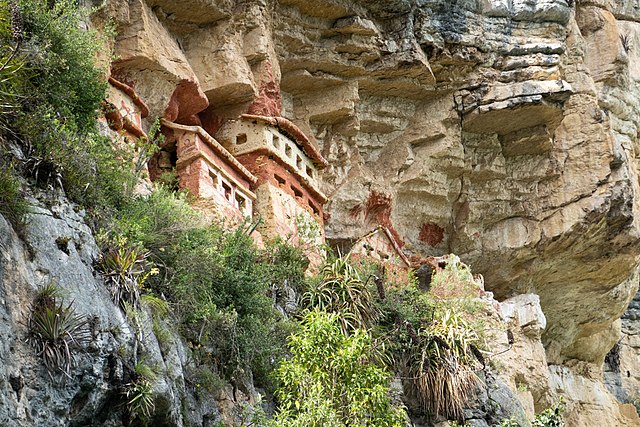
[156,120,258,223]
[216,114,328,243]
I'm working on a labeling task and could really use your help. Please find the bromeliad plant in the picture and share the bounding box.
[99,241,157,310]
[27,283,90,378]
[412,308,483,421]
[303,255,380,334]
[124,361,158,424]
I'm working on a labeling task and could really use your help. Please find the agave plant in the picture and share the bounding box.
[303,256,380,333]
[411,308,483,421]
[27,285,90,377]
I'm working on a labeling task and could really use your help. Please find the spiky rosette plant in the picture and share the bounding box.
[27,284,90,377]
[412,308,483,421]
[99,242,155,310]
[303,255,380,334]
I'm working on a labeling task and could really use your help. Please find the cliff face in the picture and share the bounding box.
[2,0,640,425]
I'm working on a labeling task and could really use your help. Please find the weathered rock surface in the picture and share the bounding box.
[0,194,258,426]
[69,0,640,424]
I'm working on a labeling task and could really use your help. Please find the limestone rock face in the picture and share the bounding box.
[88,0,640,424]
[0,195,257,426]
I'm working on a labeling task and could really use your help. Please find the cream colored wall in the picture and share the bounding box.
[217,120,321,192]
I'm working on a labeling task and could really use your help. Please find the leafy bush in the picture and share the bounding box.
[27,283,90,377]
[377,259,485,422]
[303,256,380,334]
[111,189,305,384]
[0,1,26,130]
[269,310,407,427]
[170,225,290,381]
[412,308,483,421]
[0,0,140,212]
[124,362,158,425]
[126,379,155,423]
[109,186,202,254]
[17,0,106,132]
[0,162,29,231]
[532,399,565,427]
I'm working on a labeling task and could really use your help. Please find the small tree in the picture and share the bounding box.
[270,310,407,427]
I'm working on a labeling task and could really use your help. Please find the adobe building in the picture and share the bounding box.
[153,119,258,224]
[215,114,328,244]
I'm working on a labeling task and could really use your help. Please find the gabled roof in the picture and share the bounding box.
[240,114,329,168]
[161,119,258,185]
[349,225,411,268]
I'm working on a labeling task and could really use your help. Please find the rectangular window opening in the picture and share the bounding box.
[309,201,320,216]
[222,181,232,201]
[236,133,247,145]
[306,165,314,178]
[292,186,303,198]
[272,134,281,149]
[296,155,303,170]
[285,144,292,158]
[209,171,219,188]
[274,174,286,186]
[235,193,246,210]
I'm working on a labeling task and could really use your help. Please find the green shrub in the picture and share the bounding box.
[0,162,29,231]
[4,0,140,211]
[111,189,305,384]
[110,186,202,254]
[17,0,107,132]
[125,378,155,424]
[98,241,157,310]
[377,259,485,422]
[412,308,483,421]
[123,362,158,425]
[170,225,288,381]
[269,310,407,427]
[0,1,26,130]
[532,399,565,427]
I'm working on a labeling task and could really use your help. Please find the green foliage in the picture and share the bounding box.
[171,225,290,381]
[125,378,155,423]
[498,417,521,427]
[532,399,565,427]
[135,361,158,382]
[17,0,107,132]
[429,255,483,314]
[0,1,26,130]
[631,396,640,416]
[303,256,380,334]
[110,186,202,253]
[27,283,90,377]
[0,0,142,211]
[377,259,485,423]
[269,310,407,427]
[498,399,565,427]
[262,237,309,293]
[98,241,157,310]
[412,308,482,421]
[111,189,305,384]
[124,362,158,424]
[0,162,29,231]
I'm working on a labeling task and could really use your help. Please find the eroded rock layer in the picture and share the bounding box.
[88,0,640,424]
